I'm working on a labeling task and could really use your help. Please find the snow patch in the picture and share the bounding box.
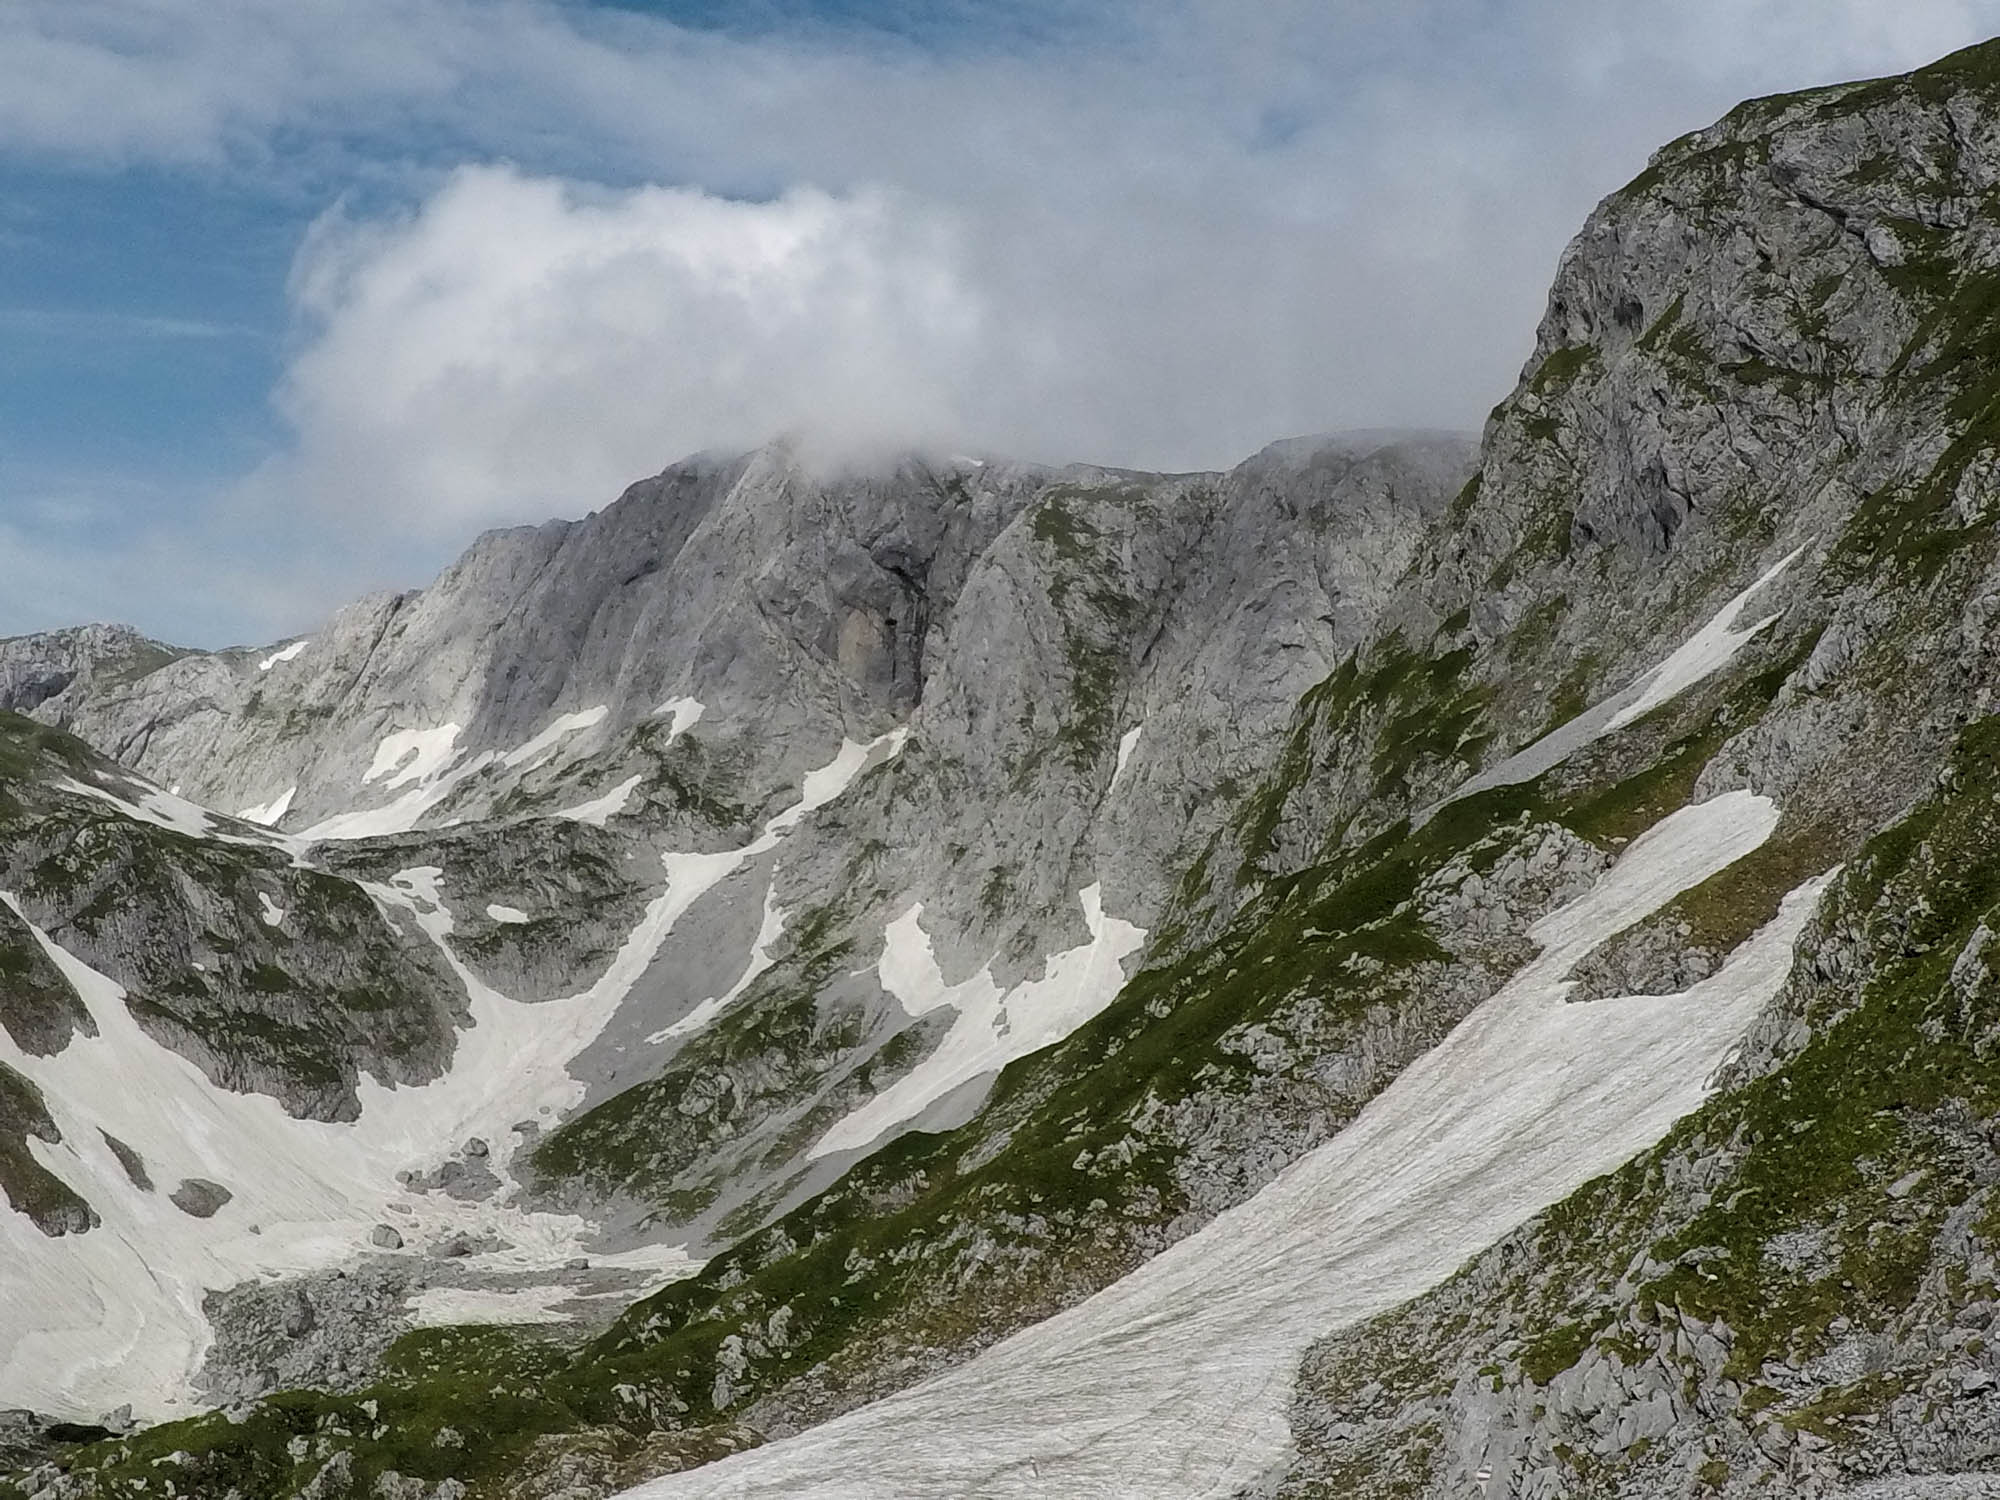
[236,785,296,827]
[578,1240,704,1292]
[486,904,530,925]
[0,863,685,1421]
[809,884,1146,1160]
[363,724,463,790]
[874,904,968,1021]
[503,706,609,770]
[256,640,308,672]
[627,791,1827,1499]
[406,1285,578,1329]
[0,730,908,1420]
[1109,725,1143,795]
[256,893,286,928]
[557,774,642,827]
[656,696,705,741]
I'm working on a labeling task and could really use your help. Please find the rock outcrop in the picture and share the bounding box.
[26,34,2000,1500]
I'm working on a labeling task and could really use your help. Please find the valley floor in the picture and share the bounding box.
[0,734,909,1423]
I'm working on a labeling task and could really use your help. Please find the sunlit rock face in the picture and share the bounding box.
[29,36,2000,1500]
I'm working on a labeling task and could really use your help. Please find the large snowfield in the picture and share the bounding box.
[0,732,907,1422]
[622,789,1831,1499]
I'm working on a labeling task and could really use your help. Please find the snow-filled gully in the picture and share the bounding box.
[625,789,1834,1500]
[0,732,907,1422]
[1435,547,1801,817]
[808,886,1146,1160]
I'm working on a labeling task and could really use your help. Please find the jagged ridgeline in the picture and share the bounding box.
[15,32,2000,1500]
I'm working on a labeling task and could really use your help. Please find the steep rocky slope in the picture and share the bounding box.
[18,33,2000,1500]
[0,432,1476,1481]
[1271,41,2000,1500]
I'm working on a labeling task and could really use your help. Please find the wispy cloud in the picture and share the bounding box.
[0,307,256,340]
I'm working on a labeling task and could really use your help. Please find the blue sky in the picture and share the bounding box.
[4,0,1999,646]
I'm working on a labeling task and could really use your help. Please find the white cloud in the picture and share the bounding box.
[264,169,984,533]
[6,0,2000,633]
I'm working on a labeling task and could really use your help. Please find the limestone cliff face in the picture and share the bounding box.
[31,38,2000,1500]
[23,430,1473,988]
[0,431,1475,1347]
[0,625,189,717]
[28,437,1461,845]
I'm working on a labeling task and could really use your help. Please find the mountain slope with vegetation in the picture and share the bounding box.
[16,33,2000,1500]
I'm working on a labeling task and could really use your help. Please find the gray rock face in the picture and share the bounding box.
[168,1178,232,1219]
[198,1261,414,1403]
[0,899,93,1058]
[26,437,1469,881]
[0,1061,94,1237]
[0,427,1483,1494]
[98,1133,150,1192]
[29,446,1058,837]
[1269,42,2000,1500]
[0,430,1475,1235]
[36,40,2000,1500]
[0,625,189,717]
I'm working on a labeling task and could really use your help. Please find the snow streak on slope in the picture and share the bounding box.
[559,774,643,826]
[0,733,909,1422]
[1438,546,1803,814]
[1110,725,1143,795]
[626,790,1828,1499]
[504,706,609,769]
[1603,547,1801,732]
[647,884,786,1045]
[237,784,296,827]
[257,640,309,671]
[808,884,1146,1160]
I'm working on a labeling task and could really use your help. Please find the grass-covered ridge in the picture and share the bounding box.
[1288,712,2000,1495]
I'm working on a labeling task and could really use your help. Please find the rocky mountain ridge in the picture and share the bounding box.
[0,429,1478,1467]
[16,32,2000,1500]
